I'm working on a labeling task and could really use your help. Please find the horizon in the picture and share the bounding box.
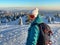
[0,0,60,10]
[0,7,60,11]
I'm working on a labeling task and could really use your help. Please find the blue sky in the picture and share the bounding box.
[0,0,60,10]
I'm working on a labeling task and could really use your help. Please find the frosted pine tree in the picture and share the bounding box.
[19,17,23,25]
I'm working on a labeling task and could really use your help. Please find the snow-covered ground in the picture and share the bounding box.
[0,25,30,45]
[48,24,60,45]
[0,24,60,45]
[0,14,60,45]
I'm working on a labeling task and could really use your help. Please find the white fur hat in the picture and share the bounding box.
[30,8,39,17]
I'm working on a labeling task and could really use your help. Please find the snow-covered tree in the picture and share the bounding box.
[19,17,23,25]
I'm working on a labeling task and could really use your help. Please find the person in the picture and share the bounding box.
[26,8,43,45]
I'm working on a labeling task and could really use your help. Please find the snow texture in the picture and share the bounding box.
[0,24,60,45]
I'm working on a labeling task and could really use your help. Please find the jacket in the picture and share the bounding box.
[26,14,43,45]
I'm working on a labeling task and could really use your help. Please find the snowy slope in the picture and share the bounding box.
[0,25,30,45]
[0,24,60,45]
[48,24,60,45]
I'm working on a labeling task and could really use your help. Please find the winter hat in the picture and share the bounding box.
[30,8,39,18]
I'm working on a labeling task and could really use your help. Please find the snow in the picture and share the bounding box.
[48,24,60,45]
[0,14,60,45]
[0,24,60,45]
[0,25,30,45]
[54,21,60,24]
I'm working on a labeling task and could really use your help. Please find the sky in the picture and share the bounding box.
[0,0,60,10]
